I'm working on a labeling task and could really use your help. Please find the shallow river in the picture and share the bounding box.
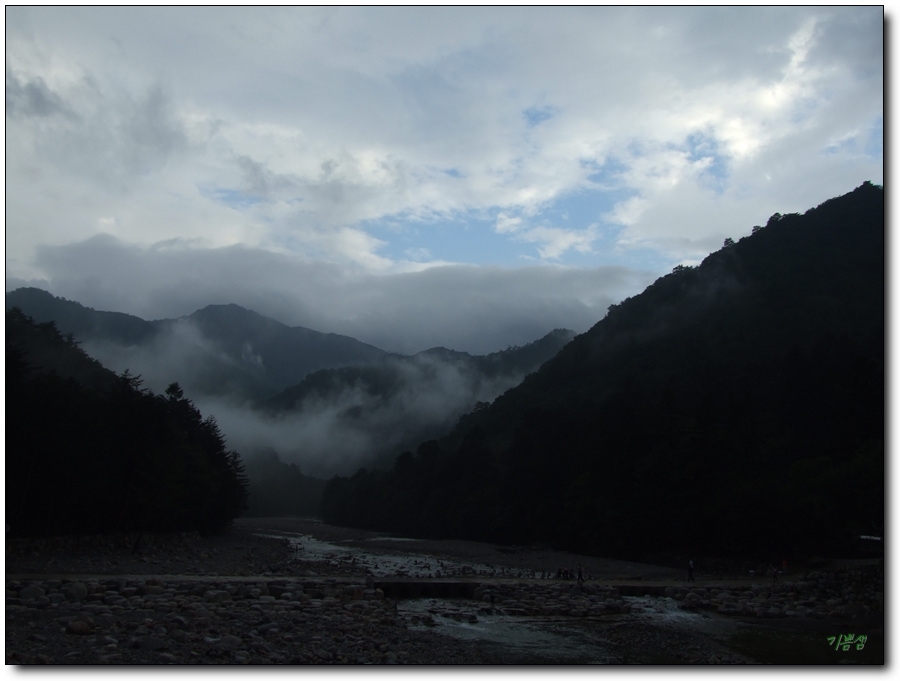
[262,529,883,664]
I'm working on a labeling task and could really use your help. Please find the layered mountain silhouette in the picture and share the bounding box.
[6,287,576,480]
[6,309,248,537]
[5,290,390,399]
[321,182,885,562]
[254,328,576,476]
[5,182,884,559]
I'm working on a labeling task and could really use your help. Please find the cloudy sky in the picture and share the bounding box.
[5,6,884,354]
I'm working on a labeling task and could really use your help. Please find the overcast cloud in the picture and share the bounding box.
[5,6,883,354]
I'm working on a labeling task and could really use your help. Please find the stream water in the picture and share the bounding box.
[279,533,499,578]
[262,530,884,664]
[403,599,623,664]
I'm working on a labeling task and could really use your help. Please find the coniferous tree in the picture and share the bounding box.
[6,310,249,537]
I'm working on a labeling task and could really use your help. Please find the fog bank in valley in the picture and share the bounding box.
[80,319,555,478]
[201,354,531,478]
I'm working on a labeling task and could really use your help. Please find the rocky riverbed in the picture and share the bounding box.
[5,517,885,665]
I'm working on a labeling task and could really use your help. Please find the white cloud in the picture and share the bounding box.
[403,246,432,262]
[10,236,657,355]
[529,225,599,260]
[5,6,883,345]
[495,213,523,234]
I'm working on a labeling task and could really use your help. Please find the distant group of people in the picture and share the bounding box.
[545,564,587,582]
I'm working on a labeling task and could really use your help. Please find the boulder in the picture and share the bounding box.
[203,590,232,603]
[65,582,88,602]
[218,634,243,651]
[66,620,94,635]
[19,584,45,601]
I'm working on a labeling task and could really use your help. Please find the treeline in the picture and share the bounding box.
[321,182,884,562]
[6,309,248,537]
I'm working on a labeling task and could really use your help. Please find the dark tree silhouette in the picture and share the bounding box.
[6,311,248,537]
[320,182,884,562]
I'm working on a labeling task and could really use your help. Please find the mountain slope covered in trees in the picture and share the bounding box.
[3,291,391,400]
[5,287,577,482]
[245,328,576,476]
[6,309,248,537]
[321,182,885,562]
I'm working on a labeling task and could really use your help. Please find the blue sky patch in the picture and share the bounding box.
[684,132,729,193]
[522,105,557,127]
[207,188,263,211]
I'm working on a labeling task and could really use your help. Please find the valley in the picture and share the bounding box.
[5,517,884,664]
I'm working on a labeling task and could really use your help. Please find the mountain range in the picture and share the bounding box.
[5,182,884,561]
[4,289,391,400]
[5,287,575,477]
[320,182,885,562]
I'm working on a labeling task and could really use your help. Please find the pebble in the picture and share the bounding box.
[5,574,501,664]
[5,529,882,665]
[16,566,879,663]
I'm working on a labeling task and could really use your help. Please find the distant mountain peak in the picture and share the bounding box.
[186,302,276,325]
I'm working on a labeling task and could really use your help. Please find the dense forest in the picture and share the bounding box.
[321,182,884,562]
[5,291,575,519]
[6,309,248,537]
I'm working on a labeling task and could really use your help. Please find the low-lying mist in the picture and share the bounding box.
[198,354,526,478]
[81,319,262,399]
[81,322,541,479]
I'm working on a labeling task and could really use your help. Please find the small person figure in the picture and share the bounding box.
[772,565,779,583]
[577,564,584,584]
[688,559,695,582]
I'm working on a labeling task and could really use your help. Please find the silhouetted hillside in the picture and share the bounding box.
[5,307,119,394]
[321,182,884,562]
[5,288,156,345]
[4,293,392,399]
[6,309,248,537]
[174,303,390,391]
[252,328,576,475]
[262,328,575,413]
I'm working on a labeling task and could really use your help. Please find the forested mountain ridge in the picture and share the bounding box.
[321,182,884,562]
[4,287,156,345]
[4,291,573,412]
[5,308,120,394]
[244,328,577,478]
[4,287,578,484]
[173,303,390,394]
[3,291,392,399]
[261,328,575,414]
[6,309,248,537]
